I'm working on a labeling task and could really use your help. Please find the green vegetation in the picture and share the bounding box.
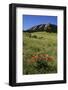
[23,31,57,75]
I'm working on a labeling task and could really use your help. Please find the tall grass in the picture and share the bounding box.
[23,32,57,75]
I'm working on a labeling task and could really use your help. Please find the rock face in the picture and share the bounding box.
[24,23,57,33]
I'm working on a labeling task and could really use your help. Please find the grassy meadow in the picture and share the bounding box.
[23,31,57,75]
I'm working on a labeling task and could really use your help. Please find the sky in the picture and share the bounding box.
[23,15,57,30]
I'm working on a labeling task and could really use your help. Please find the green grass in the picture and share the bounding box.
[23,31,57,75]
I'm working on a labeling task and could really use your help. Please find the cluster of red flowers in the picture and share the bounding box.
[28,54,54,64]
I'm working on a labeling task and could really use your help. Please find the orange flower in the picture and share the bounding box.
[47,56,54,61]
[32,55,38,59]
[42,54,48,58]
[31,59,36,63]
[43,58,47,61]
[28,54,54,64]
[31,56,35,59]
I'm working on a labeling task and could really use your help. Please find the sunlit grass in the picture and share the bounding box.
[23,31,57,75]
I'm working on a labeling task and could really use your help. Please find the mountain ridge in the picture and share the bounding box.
[24,23,57,33]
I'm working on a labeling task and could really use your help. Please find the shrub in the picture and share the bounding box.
[32,35,37,38]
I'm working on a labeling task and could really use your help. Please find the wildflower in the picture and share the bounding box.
[43,58,47,61]
[31,56,35,59]
[31,59,36,63]
[47,56,54,61]
[43,54,48,57]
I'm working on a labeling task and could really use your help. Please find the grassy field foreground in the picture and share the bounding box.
[23,31,57,75]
